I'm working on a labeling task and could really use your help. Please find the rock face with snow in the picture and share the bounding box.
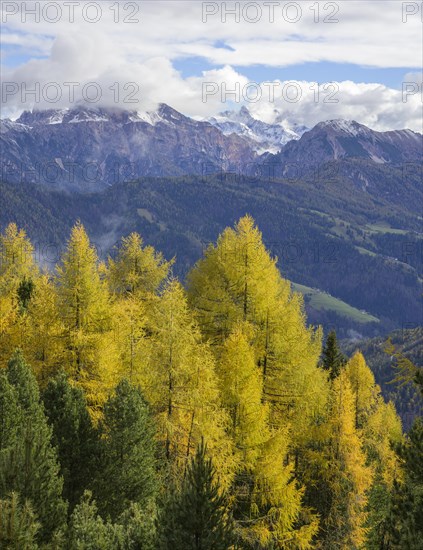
[205,106,307,153]
[1,105,421,193]
[265,119,423,205]
[275,119,422,168]
[0,104,258,191]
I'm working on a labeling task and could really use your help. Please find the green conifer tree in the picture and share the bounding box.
[385,419,423,548]
[96,379,157,520]
[42,372,99,511]
[321,330,345,380]
[160,439,236,550]
[0,492,40,550]
[67,491,123,549]
[0,351,67,542]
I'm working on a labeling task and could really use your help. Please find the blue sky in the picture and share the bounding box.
[1,1,421,131]
[173,58,418,90]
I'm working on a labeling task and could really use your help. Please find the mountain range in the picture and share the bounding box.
[2,104,421,196]
[204,105,308,153]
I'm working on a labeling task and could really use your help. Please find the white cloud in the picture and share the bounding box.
[1,1,421,130]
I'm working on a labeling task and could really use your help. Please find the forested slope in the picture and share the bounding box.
[1,218,422,549]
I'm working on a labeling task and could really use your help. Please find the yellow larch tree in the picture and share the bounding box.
[345,351,403,548]
[187,216,325,548]
[219,323,319,548]
[55,222,117,418]
[20,274,64,385]
[0,224,39,366]
[141,279,235,487]
[187,216,326,431]
[107,232,172,297]
[323,370,374,549]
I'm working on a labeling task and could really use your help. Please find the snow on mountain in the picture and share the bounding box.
[2,104,421,193]
[204,106,308,153]
[0,104,258,190]
[274,118,422,177]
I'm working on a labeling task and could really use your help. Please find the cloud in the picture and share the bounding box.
[1,1,421,130]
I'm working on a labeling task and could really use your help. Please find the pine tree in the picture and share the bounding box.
[42,372,99,511]
[67,491,124,549]
[321,330,345,380]
[0,492,40,550]
[384,418,423,549]
[160,439,236,550]
[96,379,157,520]
[0,351,67,542]
[16,277,35,313]
[382,350,423,548]
[118,501,158,550]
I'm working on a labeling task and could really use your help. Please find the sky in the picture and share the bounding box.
[1,0,422,131]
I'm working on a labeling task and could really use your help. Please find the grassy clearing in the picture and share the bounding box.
[355,246,377,257]
[292,282,379,324]
[365,223,409,235]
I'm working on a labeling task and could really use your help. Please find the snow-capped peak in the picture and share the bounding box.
[316,119,369,137]
[204,106,308,153]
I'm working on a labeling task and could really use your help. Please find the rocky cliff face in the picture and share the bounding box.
[275,119,422,168]
[1,105,421,194]
[0,104,258,191]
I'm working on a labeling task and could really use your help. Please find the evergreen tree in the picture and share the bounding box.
[96,379,157,520]
[118,501,158,550]
[16,277,35,313]
[0,492,40,550]
[321,330,345,380]
[384,418,423,548]
[0,351,67,542]
[42,372,99,512]
[160,439,235,550]
[67,491,124,550]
